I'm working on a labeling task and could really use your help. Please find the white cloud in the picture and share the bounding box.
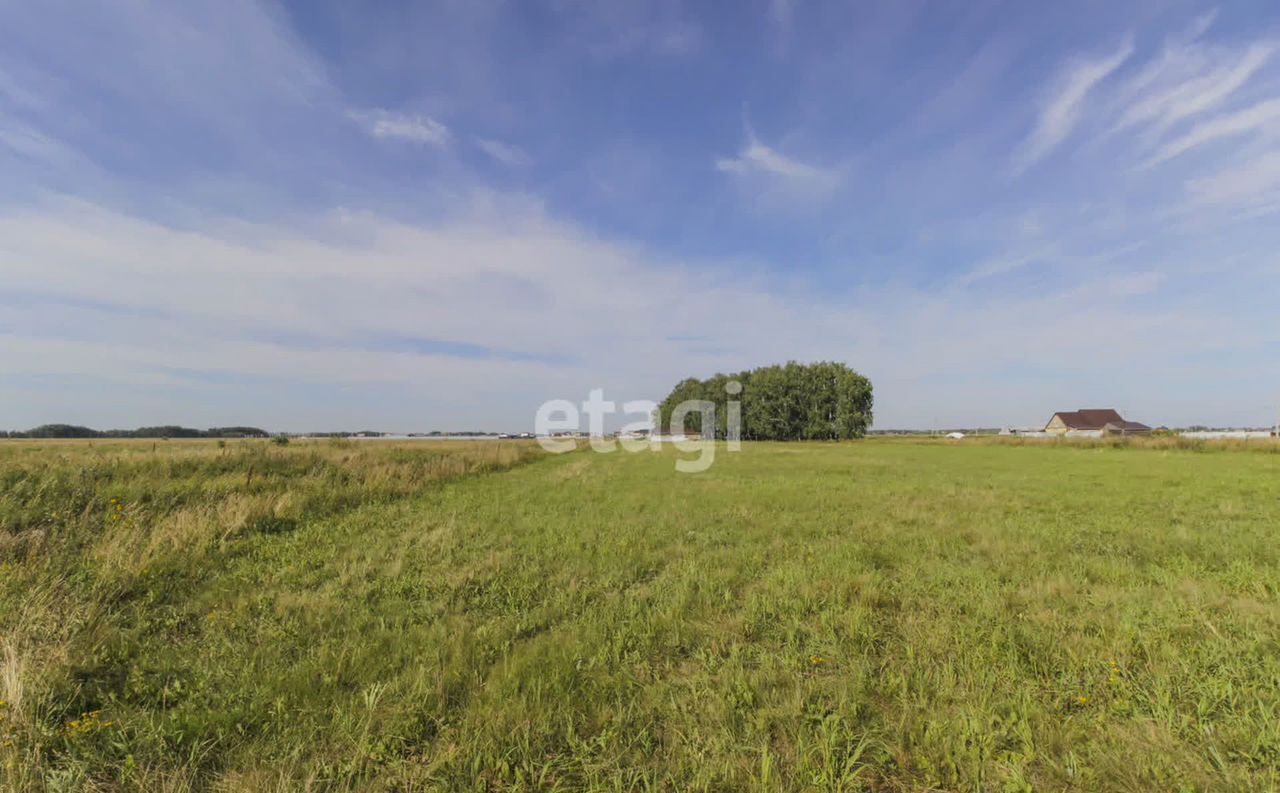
[351,110,451,145]
[716,140,817,179]
[1014,38,1134,173]
[0,0,361,207]
[555,0,701,59]
[1115,42,1274,136]
[651,23,700,56]
[767,0,798,51]
[715,136,840,200]
[476,138,531,167]
[1145,97,1280,166]
[0,121,83,165]
[1,194,1269,430]
[1182,10,1220,45]
[0,65,51,111]
[1187,149,1280,207]
[0,0,330,137]
[769,0,797,28]
[1118,11,1218,101]
[955,252,1044,286]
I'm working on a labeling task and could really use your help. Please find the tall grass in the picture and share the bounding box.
[899,433,1280,453]
[0,439,544,791]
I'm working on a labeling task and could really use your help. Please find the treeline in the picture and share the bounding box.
[1,424,269,439]
[655,361,873,441]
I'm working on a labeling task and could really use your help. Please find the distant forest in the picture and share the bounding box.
[656,361,873,441]
[1,425,269,439]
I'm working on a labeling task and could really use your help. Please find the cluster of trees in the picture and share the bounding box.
[655,361,873,441]
[1,425,269,439]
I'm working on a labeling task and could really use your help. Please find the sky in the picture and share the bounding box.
[2,0,1279,432]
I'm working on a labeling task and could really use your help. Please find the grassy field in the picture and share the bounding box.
[2,438,1279,791]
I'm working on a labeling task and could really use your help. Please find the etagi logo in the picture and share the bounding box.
[534,383,742,473]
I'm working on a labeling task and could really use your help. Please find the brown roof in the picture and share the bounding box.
[1050,408,1150,432]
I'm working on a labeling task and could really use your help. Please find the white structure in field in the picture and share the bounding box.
[650,430,702,442]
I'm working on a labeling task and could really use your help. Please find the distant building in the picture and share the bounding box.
[1001,426,1047,436]
[1182,430,1273,440]
[651,429,701,442]
[1045,409,1151,436]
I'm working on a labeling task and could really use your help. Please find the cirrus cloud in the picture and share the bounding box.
[350,109,451,146]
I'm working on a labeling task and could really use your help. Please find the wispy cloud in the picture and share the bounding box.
[0,65,51,111]
[716,140,819,179]
[1115,11,1218,104]
[993,11,1280,229]
[1145,97,1280,166]
[476,138,531,167]
[554,0,701,59]
[1013,38,1134,173]
[769,0,797,29]
[0,0,331,175]
[954,252,1044,286]
[1115,41,1275,137]
[350,110,451,145]
[767,0,798,52]
[0,121,82,166]
[715,135,839,199]
[1011,17,1280,219]
[1187,149,1280,208]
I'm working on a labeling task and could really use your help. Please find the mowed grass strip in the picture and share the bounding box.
[3,440,1280,790]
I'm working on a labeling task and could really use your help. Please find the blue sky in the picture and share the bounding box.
[2,0,1279,431]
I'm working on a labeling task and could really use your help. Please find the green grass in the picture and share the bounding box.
[3,439,1280,790]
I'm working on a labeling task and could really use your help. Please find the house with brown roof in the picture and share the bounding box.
[1045,408,1151,436]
